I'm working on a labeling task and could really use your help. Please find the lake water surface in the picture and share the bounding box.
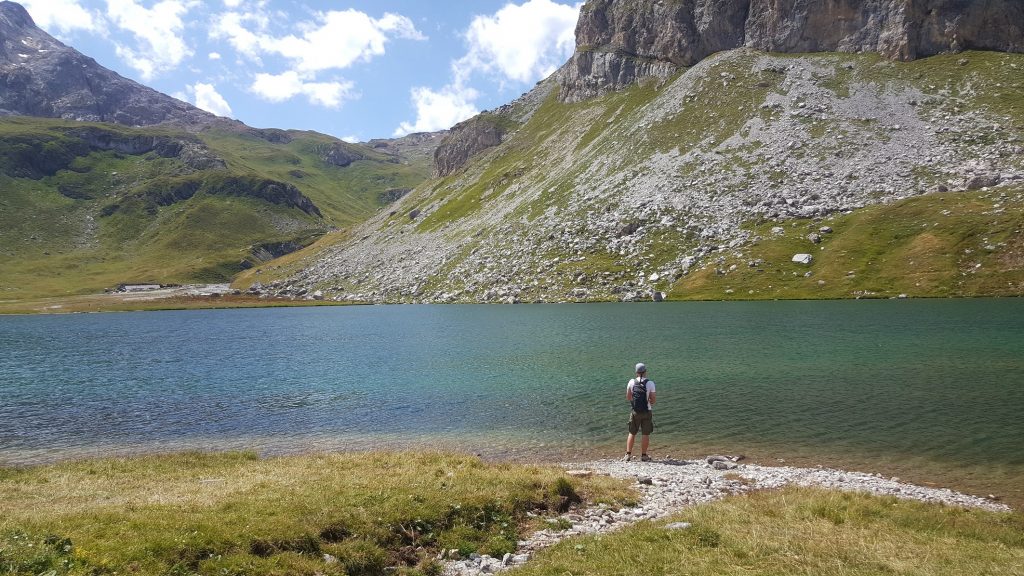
[1,300,1022,502]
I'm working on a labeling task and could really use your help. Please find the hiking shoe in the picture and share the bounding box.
[622,453,632,462]
[641,454,652,462]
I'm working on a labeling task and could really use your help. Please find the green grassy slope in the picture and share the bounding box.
[0,118,430,298]
[253,50,1024,303]
[673,188,1024,300]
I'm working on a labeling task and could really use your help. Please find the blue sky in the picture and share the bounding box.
[21,0,583,141]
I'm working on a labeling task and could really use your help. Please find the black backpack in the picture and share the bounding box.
[631,378,650,412]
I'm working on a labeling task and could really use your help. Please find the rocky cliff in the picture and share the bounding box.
[436,0,1024,177]
[561,0,1024,101]
[0,1,213,126]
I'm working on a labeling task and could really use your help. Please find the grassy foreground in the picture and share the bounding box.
[0,452,632,576]
[3,453,1022,576]
[517,488,1024,576]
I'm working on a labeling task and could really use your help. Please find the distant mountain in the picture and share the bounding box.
[0,1,441,299]
[0,1,214,126]
[252,0,1024,303]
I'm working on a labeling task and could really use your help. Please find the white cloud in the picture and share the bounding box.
[191,83,233,117]
[210,10,266,60]
[105,0,197,80]
[459,0,580,84]
[223,0,243,6]
[266,10,423,72]
[213,7,420,112]
[21,0,100,34]
[394,85,479,136]
[250,71,354,108]
[208,52,222,60]
[394,0,580,136]
[211,8,423,72]
[341,135,360,143]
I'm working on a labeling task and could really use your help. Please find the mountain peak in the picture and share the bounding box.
[0,1,213,126]
[0,1,34,31]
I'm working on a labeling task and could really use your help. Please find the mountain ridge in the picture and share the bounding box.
[249,0,1024,303]
[0,0,218,127]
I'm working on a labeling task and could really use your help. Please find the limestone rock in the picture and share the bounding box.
[434,115,507,177]
[559,0,1024,103]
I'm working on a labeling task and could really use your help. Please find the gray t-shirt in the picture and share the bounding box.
[627,378,656,410]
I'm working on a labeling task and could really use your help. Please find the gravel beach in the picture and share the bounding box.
[443,455,1011,575]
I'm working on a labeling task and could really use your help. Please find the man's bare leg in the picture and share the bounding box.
[626,433,636,455]
[641,434,650,455]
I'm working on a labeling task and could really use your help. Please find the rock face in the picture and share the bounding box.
[562,0,749,101]
[0,1,213,126]
[561,0,1024,101]
[433,115,507,177]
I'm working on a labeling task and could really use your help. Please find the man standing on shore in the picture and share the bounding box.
[624,362,656,462]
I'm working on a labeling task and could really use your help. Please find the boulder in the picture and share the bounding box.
[967,173,1001,190]
[792,253,813,265]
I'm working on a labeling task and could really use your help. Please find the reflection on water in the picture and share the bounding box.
[1,300,1022,501]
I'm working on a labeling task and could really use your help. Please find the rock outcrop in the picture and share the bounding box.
[561,0,1024,101]
[433,115,508,177]
[315,142,365,168]
[0,1,214,126]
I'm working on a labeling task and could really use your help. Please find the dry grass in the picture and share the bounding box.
[0,451,634,576]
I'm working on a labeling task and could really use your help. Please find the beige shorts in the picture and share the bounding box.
[628,410,654,435]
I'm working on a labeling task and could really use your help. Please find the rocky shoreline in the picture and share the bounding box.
[443,455,1011,575]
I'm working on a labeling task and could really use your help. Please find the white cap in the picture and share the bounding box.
[635,363,647,374]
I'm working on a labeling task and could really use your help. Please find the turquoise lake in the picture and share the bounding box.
[1,300,1022,499]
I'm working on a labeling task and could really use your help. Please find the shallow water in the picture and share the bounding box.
[1,300,1022,501]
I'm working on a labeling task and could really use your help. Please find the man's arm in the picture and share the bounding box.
[648,391,656,406]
